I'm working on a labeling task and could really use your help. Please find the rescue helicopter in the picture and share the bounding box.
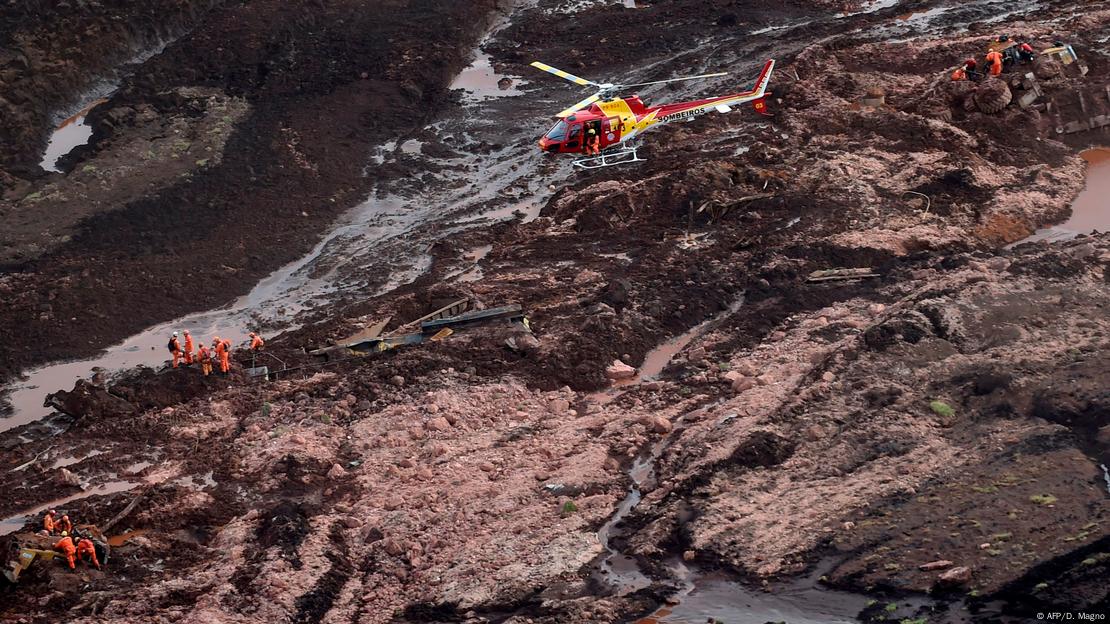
[531,59,775,169]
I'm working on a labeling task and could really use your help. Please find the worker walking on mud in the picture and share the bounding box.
[222,337,232,373]
[183,330,195,365]
[74,537,102,570]
[54,533,76,569]
[986,48,1004,76]
[168,332,183,368]
[198,343,212,376]
[42,509,57,535]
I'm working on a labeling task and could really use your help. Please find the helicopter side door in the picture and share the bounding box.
[562,122,583,153]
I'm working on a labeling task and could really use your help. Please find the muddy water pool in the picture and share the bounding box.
[1020,148,1110,244]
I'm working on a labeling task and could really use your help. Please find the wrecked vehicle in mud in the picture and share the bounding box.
[3,527,110,585]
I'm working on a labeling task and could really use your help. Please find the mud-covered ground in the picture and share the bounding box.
[2,0,1109,622]
[0,0,501,383]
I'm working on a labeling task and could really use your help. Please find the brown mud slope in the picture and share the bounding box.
[0,0,499,384]
[2,0,1109,622]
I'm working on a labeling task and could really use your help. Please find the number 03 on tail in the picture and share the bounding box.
[532,59,775,169]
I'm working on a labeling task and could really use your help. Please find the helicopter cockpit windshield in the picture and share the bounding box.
[544,120,569,142]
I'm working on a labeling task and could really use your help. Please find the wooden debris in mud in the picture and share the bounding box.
[696,194,775,223]
[806,268,880,283]
[386,298,470,337]
[1055,85,1110,134]
[102,486,151,533]
[343,317,391,343]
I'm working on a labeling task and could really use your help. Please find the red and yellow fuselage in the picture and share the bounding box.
[539,59,774,155]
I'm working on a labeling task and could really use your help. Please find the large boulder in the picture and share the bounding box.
[605,360,637,381]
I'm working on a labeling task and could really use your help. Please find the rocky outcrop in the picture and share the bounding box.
[44,378,136,420]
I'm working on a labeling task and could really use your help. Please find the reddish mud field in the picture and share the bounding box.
[1,0,1109,623]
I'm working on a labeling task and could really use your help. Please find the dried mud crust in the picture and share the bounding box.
[0,0,501,385]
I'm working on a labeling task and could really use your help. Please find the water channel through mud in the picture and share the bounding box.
[589,293,879,622]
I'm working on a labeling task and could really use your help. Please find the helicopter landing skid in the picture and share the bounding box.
[572,144,645,169]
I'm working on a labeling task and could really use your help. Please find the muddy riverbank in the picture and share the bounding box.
[0,0,221,182]
[0,0,504,386]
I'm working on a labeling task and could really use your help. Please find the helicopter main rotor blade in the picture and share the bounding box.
[618,71,729,89]
[556,93,603,118]
[530,61,603,88]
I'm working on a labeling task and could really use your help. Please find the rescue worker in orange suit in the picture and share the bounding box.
[54,533,77,569]
[43,509,57,535]
[169,332,182,368]
[183,330,195,365]
[74,537,101,570]
[197,343,212,376]
[222,337,232,372]
[249,331,265,367]
[986,49,1003,76]
[57,514,72,535]
[585,128,600,156]
[214,337,231,374]
[950,66,967,81]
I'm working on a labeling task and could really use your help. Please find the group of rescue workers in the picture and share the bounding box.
[41,509,101,571]
[35,333,266,572]
[166,330,265,375]
[951,35,1039,81]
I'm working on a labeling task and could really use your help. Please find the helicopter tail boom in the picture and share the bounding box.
[647,59,775,124]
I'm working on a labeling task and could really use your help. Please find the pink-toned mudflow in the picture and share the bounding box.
[1,0,1108,623]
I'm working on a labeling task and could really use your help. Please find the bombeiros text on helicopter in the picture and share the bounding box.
[530,58,776,169]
